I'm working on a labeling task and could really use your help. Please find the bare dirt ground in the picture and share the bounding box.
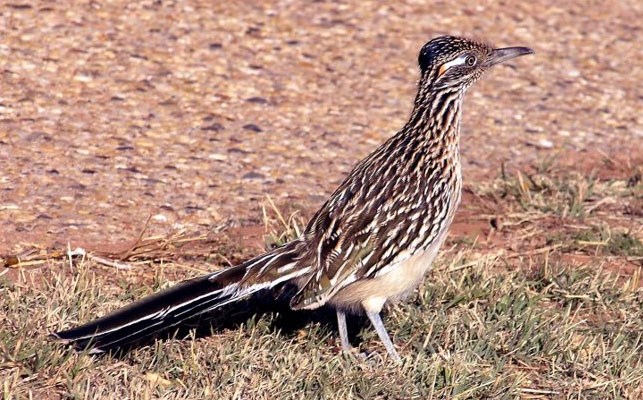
[1,0,641,256]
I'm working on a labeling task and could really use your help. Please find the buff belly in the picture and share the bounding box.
[329,227,450,314]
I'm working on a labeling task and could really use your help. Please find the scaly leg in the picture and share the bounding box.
[336,310,352,351]
[365,310,401,363]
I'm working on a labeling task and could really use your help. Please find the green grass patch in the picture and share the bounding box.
[1,256,641,399]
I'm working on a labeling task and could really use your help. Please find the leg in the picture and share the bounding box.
[336,310,352,351]
[365,310,401,363]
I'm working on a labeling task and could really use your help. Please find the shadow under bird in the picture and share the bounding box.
[52,36,533,362]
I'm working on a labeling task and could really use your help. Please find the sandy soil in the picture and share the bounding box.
[1,0,641,254]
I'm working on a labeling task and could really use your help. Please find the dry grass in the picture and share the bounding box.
[1,165,642,399]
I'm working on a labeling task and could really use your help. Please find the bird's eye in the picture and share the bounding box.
[465,55,477,66]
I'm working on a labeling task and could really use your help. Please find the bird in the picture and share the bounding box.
[52,36,533,362]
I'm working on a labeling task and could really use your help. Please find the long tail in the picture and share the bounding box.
[52,241,308,353]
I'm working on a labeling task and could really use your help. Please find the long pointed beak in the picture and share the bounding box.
[484,46,534,67]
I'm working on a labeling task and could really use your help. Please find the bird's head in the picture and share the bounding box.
[418,36,533,90]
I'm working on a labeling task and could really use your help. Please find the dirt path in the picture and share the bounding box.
[1,1,641,254]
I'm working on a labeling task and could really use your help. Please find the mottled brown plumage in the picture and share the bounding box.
[53,36,533,362]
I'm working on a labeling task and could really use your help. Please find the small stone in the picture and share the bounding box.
[208,153,228,161]
[246,97,268,104]
[526,139,554,149]
[242,171,265,180]
[74,74,93,82]
[201,122,224,131]
[242,124,262,132]
[152,214,167,222]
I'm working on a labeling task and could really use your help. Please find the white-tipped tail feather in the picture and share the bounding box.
[52,242,305,352]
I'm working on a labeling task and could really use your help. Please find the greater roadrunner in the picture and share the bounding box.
[53,36,533,362]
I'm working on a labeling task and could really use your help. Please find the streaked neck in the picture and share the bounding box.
[404,85,464,155]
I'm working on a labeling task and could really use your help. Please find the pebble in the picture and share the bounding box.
[208,153,228,161]
[242,172,266,180]
[243,124,263,132]
[526,139,554,149]
[152,214,168,222]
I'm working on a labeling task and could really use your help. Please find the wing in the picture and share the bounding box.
[290,136,442,310]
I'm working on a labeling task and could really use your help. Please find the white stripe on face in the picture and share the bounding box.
[438,54,469,77]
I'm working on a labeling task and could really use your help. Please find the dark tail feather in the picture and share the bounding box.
[52,242,308,353]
